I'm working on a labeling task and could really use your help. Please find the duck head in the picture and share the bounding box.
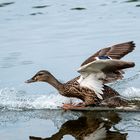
[25,70,53,83]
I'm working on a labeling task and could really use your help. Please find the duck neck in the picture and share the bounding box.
[47,74,64,91]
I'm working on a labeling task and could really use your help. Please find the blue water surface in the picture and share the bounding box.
[0,0,140,140]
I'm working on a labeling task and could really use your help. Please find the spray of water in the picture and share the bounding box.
[0,87,81,110]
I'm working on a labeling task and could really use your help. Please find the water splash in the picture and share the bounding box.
[0,88,82,127]
[121,87,140,100]
[0,88,81,111]
[0,86,140,111]
[109,72,140,90]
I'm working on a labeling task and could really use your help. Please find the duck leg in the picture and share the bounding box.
[62,103,86,110]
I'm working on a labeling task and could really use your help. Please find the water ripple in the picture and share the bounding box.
[32,5,50,9]
[0,2,15,8]
[30,12,43,16]
[70,7,86,10]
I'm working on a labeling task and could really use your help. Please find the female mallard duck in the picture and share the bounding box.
[26,41,135,109]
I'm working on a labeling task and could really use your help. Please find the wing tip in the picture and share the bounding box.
[80,41,136,66]
[128,41,136,49]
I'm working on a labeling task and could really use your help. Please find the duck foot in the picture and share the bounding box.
[62,103,86,110]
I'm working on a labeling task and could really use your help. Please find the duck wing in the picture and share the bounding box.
[81,41,135,66]
[80,41,135,83]
[77,59,135,99]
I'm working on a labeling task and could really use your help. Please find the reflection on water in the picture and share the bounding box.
[0,109,140,140]
[29,111,127,140]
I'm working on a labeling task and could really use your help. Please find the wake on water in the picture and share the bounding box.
[0,86,140,111]
[0,87,82,110]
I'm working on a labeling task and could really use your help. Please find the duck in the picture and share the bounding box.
[29,112,126,140]
[26,41,135,110]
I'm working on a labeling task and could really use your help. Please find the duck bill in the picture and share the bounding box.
[25,78,36,83]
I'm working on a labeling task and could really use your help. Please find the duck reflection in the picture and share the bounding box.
[29,111,127,140]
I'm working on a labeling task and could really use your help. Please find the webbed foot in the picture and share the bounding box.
[62,103,86,110]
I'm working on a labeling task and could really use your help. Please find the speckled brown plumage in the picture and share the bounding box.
[26,41,135,109]
[26,71,120,107]
[61,77,119,106]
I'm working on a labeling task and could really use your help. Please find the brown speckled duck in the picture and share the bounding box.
[26,41,135,109]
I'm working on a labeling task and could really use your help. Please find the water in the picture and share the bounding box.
[0,0,140,139]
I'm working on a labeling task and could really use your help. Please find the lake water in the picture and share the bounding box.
[0,0,140,139]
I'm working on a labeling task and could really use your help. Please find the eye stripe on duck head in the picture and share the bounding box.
[27,70,52,83]
[35,70,51,76]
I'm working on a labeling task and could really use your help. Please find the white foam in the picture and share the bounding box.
[121,87,140,99]
[0,87,81,110]
[0,86,140,111]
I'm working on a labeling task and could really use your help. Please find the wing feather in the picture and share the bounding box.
[80,41,135,83]
[77,59,135,99]
[81,41,135,66]
[79,59,135,73]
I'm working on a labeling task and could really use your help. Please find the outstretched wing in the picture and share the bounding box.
[80,41,135,83]
[81,41,135,66]
[77,59,135,99]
